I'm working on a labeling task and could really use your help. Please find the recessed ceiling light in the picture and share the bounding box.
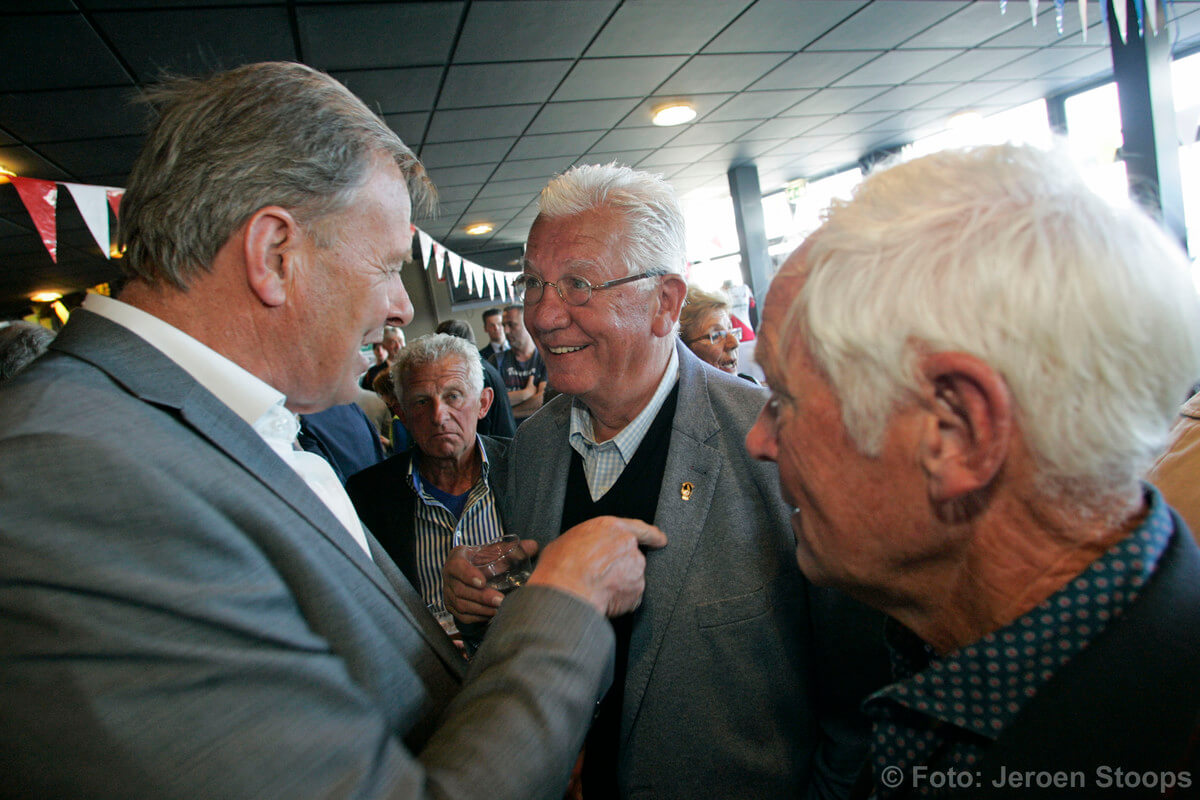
[652,103,697,127]
[0,166,14,185]
[30,291,63,303]
[466,223,494,235]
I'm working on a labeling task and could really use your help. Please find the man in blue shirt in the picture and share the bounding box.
[347,333,508,632]
[747,143,1200,797]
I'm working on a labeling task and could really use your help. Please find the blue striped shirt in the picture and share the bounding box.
[568,349,679,501]
[408,436,506,613]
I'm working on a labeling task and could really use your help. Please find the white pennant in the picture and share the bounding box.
[418,229,435,271]
[1113,0,1129,42]
[1147,0,1158,35]
[1079,0,1088,41]
[1028,0,1038,25]
[447,251,464,286]
[64,183,112,258]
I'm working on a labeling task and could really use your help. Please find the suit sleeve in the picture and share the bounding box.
[0,431,613,800]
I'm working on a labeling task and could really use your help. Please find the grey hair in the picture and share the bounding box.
[679,285,732,342]
[537,163,686,278]
[0,321,55,382]
[788,143,1200,502]
[391,333,484,405]
[119,61,434,290]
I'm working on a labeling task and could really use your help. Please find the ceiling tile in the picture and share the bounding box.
[702,90,815,122]
[749,50,882,91]
[578,149,657,168]
[906,48,1032,84]
[418,137,514,170]
[588,126,679,153]
[425,105,542,142]
[916,80,1022,111]
[801,112,899,137]
[812,1,968,50]
[1,14,130,90]
[36,137,144,181]
[508,131,605,161]
[900,2,1028,48]
[849,83,956,113]
[738,117,830,141]
[425,162,497,188]
[761,135,853,157]
[475,176,554,200]
[621,93,735,128]
[456,1,614,62]
[656,53,791,95]
[635,144,720,169]
[663,120,761,148]
[984,48,1096,81]
[526,98,642,135]
[467,194,535,215]
[0,88,144,144]
[833,50,960,86]
[778,86,889,116]
[553,57,689,102]
[704,1,868,53]
[383,112,431,148]
[491,156,577,182]
[335,68,442,114]
[297,3,460,70]
[587,0,748,57]
[94,8,296,81]
[441,61,574,108]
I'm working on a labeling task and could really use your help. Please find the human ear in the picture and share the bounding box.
[650,273,688,338]
[243,206,301,308]
[917,352,1012,502]
[477,387,494,419]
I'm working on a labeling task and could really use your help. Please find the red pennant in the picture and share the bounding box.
[12,176,58,262]
[106,189,124,219]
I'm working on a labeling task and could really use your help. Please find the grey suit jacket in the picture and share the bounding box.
[503,341,888,800]
[0,309,614,800]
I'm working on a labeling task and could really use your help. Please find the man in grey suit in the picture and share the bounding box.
[0,62,665,799]
[445,163,887,799]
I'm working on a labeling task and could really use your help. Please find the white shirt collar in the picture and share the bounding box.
[83,292,283,427]
[569,346,679,459]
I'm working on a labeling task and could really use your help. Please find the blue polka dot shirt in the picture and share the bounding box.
[863,485,1175,797]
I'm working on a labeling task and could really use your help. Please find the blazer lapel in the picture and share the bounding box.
[54,310,461,672]
[522,400,575,546]
[622,344,722,744]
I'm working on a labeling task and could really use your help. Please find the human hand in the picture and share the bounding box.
[443,539,540,624]
[527,516,667,617]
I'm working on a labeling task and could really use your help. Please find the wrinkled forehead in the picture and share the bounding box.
[525,209,628,274]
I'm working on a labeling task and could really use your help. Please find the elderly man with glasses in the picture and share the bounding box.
[444,163,887,800]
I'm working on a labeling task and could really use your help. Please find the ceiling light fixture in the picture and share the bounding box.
[466,223,494,235]
[0,165,15,184]
[30,291,63,303]
[652,102,697,127]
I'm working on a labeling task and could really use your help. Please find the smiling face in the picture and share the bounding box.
[398,355,490,462]
[686,308,739,374]
[523,208,684,417]
[287,156,414,413]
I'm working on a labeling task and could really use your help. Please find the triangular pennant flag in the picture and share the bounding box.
[492,270,503,300]
[466,261,478,295]
[1028,0,1038,26]
[106,188,124,219]
[1134,0,1146,36]
[418,229,435,271]
[1053,0,1065,34]
[1113,0,1129,42]
[1146,0,1158,34]
[1079,0,1088,41]
[448,251,464,286]
[64,183,112,259]
[12,176,59,262]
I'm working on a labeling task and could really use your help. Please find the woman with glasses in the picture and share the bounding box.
[678,285,758,383]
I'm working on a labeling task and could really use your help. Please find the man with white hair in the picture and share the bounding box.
[446,163,886,799]
[747,144,1200,797]
[346,333,509,632]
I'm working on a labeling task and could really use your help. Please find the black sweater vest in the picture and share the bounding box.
[561,385,679,797]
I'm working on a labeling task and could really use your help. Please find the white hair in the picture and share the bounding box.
[789,143,1200,500]
[391,333,483,404]
[537,162,686,278]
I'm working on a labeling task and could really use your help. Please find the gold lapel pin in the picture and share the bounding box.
[681,481,694,501]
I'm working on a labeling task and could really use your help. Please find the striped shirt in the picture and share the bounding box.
[568,348,679,502]
[408,436,505,613]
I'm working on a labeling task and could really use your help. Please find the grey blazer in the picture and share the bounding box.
[503,341,888,800]
[0,309,615,800]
